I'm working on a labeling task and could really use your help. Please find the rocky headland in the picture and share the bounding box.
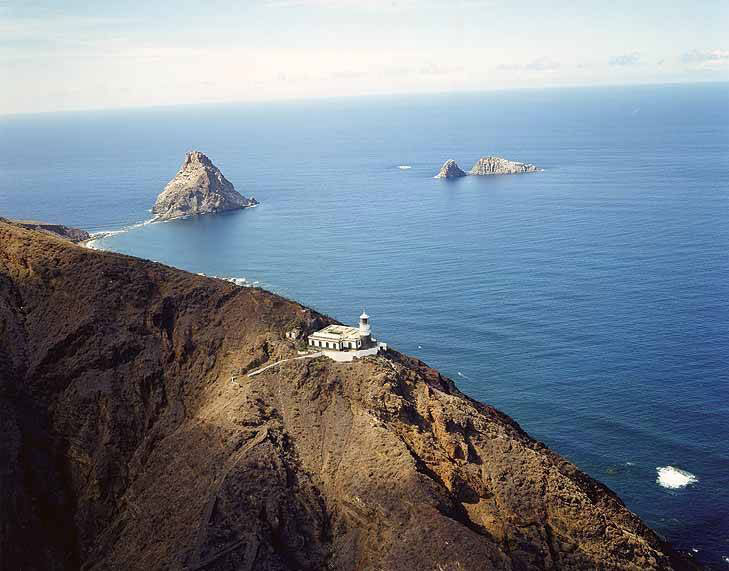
[469,156,540,176]
[4,218,90,242]
[0,220,697,570]
[434,159,467,179]
[152,151,258,221]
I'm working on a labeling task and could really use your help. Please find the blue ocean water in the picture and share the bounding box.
[1,83,728,565]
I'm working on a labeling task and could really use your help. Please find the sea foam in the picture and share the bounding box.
[83,218,156,250]
[398,165,412,170]
[195,273,255,288]
[656,466,698,489]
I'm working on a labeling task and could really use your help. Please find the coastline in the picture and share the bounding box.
[0,218,701,569]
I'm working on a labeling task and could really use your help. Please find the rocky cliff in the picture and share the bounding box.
[434,159,467,179]
[469,156,540,175]
[152,151,258,221]
[0,220,696,570]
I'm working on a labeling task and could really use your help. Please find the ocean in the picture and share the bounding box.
[1,83,727,566]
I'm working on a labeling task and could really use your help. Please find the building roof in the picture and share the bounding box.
[309,324,361,342]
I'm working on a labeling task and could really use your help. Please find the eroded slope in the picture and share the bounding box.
[0,221,694,570]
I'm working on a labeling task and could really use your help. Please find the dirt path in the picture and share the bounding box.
[246,352,322,377]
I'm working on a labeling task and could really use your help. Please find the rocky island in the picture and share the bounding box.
[152,151,258,221]
[0,220,697,570]
[434,159,467,179]
[469,156,540,175]
[435,156,541,179]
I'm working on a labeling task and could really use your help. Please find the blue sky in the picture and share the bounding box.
[1,0,727,114]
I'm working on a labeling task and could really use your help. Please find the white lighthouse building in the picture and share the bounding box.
[307,309,378,352]
[358,310,371,347]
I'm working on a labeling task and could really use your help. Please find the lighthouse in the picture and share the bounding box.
[307,309,384,355]
[359,310,372,348]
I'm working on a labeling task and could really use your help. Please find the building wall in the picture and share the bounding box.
[308,337,361,350]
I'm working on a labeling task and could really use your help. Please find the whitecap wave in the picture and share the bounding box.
[197,274,254,288]
[398,165,412,170]
[224,277,250,287]
[656,466,698,489]
[83,240,104,251]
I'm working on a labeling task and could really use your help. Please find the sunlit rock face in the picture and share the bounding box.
[469,156,540,175]
[152,151,257,221]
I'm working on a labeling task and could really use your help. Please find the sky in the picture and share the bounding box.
[1,0,728,114]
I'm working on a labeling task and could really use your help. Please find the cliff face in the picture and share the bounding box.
[469,156,540,175]
[0,221,695,570]
[434,160,467,179]
[152,151,258,221]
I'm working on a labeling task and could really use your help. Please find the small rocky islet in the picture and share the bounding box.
[152,150,258,222]
[434,159,467,178]
[435,156,541,178]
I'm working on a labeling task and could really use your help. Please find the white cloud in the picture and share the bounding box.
[609,52,640,66]
[524,57,560,71]
[681,49,729,69]
[418,62,464,76]
[497,57,560,72]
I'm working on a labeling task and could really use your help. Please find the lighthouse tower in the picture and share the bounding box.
[359,310,372,348]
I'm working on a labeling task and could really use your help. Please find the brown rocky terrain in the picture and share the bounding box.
[5,218,90,242]
[0,220,697,570]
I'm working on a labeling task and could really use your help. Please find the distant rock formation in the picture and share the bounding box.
[3,218,90,243]
[152,151,258,221]
[434,160,467,179]
[469,156,540,176]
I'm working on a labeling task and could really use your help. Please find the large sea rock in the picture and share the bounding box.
[152,151,257,221]
[434,159,467,179]
[469,156,540,175]
[0,218,698,570]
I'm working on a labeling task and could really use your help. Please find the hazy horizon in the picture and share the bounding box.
[2,79,729,119]
[2,0,728,115]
